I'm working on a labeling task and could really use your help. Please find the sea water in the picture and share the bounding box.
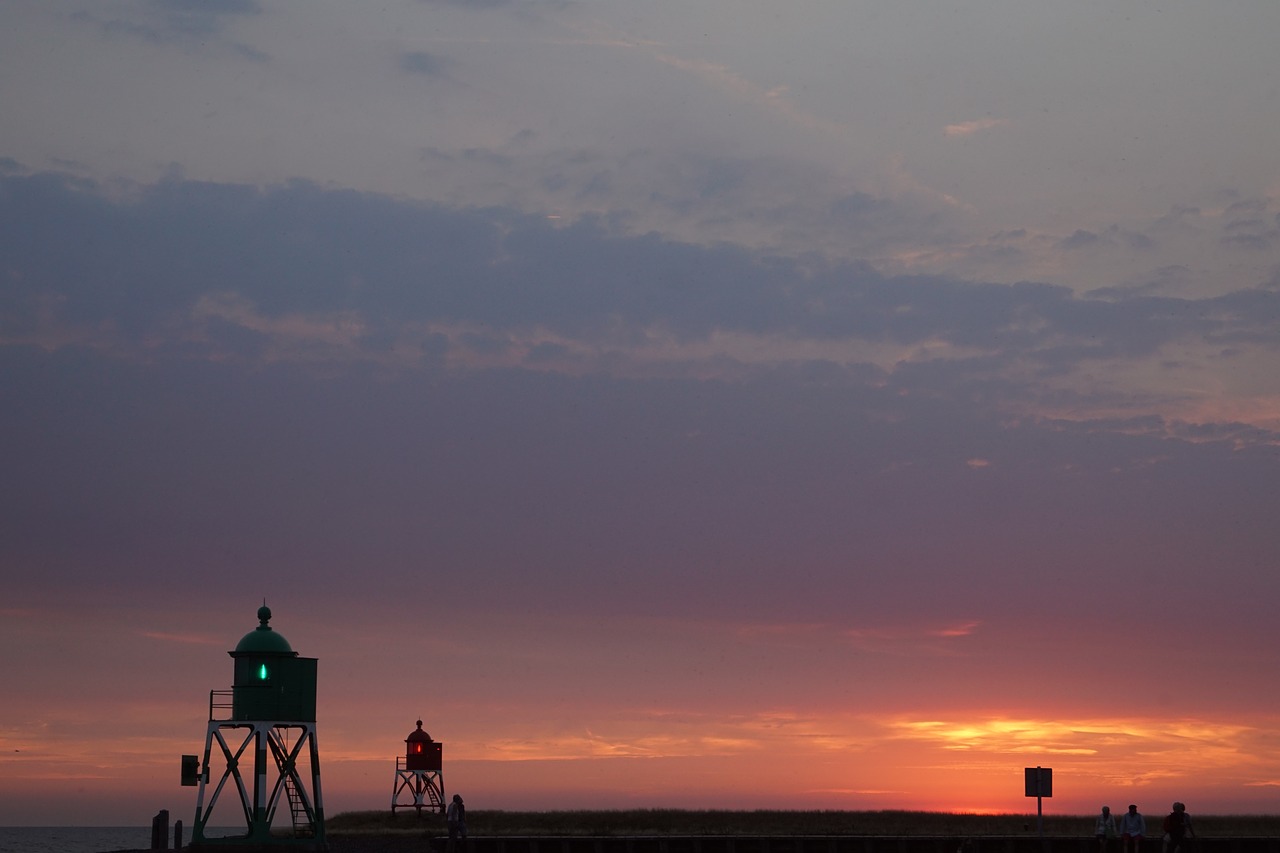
[0,827,149,853]
[0,826,244,853]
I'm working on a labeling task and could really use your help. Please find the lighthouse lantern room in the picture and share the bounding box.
[391,720,444,814]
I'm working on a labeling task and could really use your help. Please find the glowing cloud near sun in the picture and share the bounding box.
[944,118,1009,137]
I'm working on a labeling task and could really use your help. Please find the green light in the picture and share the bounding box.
[258,663,269,680]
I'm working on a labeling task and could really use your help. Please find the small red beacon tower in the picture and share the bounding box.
[391,720,445,814]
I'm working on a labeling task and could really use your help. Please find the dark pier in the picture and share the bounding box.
[409,837,1280,853]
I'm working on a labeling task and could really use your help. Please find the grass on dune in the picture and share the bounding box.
[327,810,1280,838]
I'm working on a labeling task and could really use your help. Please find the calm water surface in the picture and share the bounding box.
[0,827,148,853]
[0,826,243,853]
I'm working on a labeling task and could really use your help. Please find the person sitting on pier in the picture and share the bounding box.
[1119,804,1146,853]
[1163,802,1194,853]
[1096,806,1118,853]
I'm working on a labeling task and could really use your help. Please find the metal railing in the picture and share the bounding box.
[208,689,234,721]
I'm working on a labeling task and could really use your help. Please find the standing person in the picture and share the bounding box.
[1120,804,1147,853]
[1164,803,1194,853]
[447,794,467,852]
[1096,806,1118,853]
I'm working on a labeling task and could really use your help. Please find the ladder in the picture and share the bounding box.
[283,773,314,837]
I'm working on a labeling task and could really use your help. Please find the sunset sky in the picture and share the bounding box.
[3,0,1280,827]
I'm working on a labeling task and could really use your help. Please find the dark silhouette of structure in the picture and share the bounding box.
[186,605,326,851]
[392,719,445,814]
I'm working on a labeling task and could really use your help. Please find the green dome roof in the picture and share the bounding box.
[232,605,296,655]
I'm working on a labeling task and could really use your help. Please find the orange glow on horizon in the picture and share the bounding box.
[4,708,1255,818]
[8,607,1280,823]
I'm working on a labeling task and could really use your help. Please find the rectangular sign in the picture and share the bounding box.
[1024,766,1053,797]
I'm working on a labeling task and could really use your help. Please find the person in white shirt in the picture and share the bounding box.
[1119,804,1147,853]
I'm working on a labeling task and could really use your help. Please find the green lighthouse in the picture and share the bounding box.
[188,606,326,851]
[230,606,317,722]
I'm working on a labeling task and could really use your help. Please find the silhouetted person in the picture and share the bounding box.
[1120,804,1146,853]
[1096,806,1118,853]
[1163,803,1194,853]
[447,794,467,852]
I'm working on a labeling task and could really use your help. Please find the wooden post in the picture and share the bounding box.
[150,810,169,850]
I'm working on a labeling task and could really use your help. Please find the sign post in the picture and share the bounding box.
[1024,766,1053,839]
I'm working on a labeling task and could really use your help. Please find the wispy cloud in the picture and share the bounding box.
[845,621,982,643]
[889,716,1257,762]
[140,631,224,645]
[944,118,1008,137]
